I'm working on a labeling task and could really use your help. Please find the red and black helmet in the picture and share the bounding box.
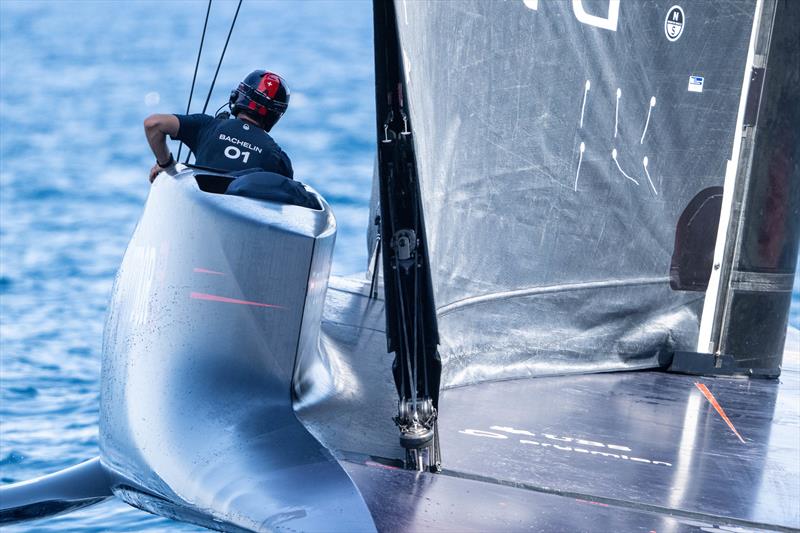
[229,70,290,132]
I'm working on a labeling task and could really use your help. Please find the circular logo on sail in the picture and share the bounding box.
[664,5,685,41]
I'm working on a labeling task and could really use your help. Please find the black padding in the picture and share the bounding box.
[670,186,723,291]
[226,171,320,210]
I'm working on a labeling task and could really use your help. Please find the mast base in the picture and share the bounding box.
[395,399,441,472]
[669,351,780,378]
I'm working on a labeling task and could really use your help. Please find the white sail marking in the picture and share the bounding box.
[614,88,621,138]
[580,80,590,128]
[523,0,539,9]
[574,142,586,191]
[640,96,656,144]
[611,148,639,185]
[403,0,409,25]
[643,156,657,195]
[572,0,620,32]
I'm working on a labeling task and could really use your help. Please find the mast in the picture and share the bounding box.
[694,0,799,376]
[373,0,442,472]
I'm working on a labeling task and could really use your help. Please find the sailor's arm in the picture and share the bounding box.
[144,114,179,182]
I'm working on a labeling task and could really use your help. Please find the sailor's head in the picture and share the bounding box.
[229,70,290,132]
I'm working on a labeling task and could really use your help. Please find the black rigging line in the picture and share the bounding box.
[186,0,243,164]
[410,167,430,400]
[395,254,416,407]
[417,250,429,399]
[386,153,416,405]
[201,0,242,115]
[177,0,212,163]
[413,243,420,400]
[406,156,420,413]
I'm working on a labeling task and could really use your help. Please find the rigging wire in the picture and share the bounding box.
[413,241,420,404]
[185,0,243,164]
[176,0,212,163]
[408,172,434,416]
[201,0,242,115]
[406,157,419,416]
[416,239,429,400]
[386,155,416,405]
[395,255,416,407]
[408,151,429,400]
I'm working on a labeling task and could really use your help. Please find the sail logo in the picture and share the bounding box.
[688,75,704,93]
[523,0,620,32]
[665,5,685,41]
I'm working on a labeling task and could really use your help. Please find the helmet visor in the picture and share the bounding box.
[237,82,288,114]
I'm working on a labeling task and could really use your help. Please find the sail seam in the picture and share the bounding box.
[437,277,669,316]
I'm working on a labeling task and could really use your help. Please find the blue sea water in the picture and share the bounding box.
[0,1,798,531]
[0,1,373,531]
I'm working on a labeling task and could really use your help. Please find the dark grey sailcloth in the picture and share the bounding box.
[390,0,757,387]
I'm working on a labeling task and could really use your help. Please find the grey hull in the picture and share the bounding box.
[98,167,375,532]
[0,458,112,525]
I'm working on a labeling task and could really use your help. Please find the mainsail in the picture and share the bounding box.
[388,0,774,387]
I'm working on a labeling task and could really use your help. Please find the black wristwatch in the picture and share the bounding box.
[157,153,175,168]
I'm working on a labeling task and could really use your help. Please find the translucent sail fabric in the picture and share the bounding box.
[393,0,756,387]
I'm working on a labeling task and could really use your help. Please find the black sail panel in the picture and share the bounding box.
[395,0,758,387]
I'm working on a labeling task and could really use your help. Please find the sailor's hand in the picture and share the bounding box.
[149,163,163,183]
[149,152,176,183]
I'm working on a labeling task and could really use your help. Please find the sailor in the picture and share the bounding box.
[144,70,293,182]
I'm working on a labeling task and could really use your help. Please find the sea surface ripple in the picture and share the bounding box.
[1,1,373,530]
